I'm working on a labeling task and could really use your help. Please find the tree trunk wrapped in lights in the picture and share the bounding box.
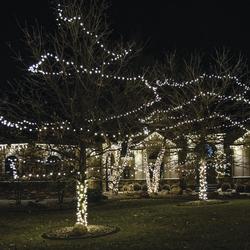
[143,146,166,194]
[74,141,89,229]
[102,141,132,194]
[198,159,208,201]
[2,0,151,235]
[76,179,88,227]
[143,50,250,202]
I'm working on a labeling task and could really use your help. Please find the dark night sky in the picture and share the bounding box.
[1,1,250,85]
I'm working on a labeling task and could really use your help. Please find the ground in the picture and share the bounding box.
[0,198,249,250]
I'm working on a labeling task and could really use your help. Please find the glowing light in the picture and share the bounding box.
[199,160,208,201]
[76,179,88,227]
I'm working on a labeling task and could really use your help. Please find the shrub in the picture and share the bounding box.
[122,185,129,192]
[170,185,181,194]
[245,184,250,193]
[221,183,231,192]
[133,183,142,191]
[142,184,148,192]
[87,189,106,202]
[162,184,170,191]
[139,191,150,199]
[236,185,245,193]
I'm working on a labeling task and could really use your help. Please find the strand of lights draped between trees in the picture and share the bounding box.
[140,113,188,124]
[145,112,248,132]
[145,91,250,115]
[27,6,250,127]
[28,5,160,114]
[27,52,160,111]
[29,4,154,99]
[171,157,230,177]
[28,52,146,83]
[27,58,249,124]
[5,136,229,184]
[55,4,250,95]
[1,90,250,134]
[1,114,248,147]
[8,3,250,134]
[156,73,250,94]
[7,154,230,182]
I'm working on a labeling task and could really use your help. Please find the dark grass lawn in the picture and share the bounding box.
[0,198,250,250]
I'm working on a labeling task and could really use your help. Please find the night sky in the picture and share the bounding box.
[1,1,250,85]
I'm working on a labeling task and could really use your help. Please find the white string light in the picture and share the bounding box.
[156,73,250,94]
[57,4,131,61]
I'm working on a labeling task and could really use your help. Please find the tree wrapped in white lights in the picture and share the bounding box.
[144,50,250,201]
[143,145,166,194]
[198,159,208,200]
[1,0,154,232]
[102,139,132,194]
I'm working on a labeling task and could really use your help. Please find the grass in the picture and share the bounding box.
[0,198,250,250]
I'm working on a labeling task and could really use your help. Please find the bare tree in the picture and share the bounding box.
[143,49,250,200]
[1,0,152,232]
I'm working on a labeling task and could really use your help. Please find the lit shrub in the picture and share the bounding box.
[133,183,142,191]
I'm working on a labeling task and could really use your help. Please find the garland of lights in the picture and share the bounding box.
[57,4,130,60]
[1,102,249,134]
[156,73,250,94]
[26,4,250,129]
[27,4,161,125]
[2,1,250,134]
[143,112,248,132]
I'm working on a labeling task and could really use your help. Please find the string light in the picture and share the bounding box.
[156,73,250,94]
[57,4,131,61]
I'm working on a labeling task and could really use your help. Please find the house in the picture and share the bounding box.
[0,131,249,196]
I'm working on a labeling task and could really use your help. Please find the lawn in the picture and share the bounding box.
[0,198,249,250]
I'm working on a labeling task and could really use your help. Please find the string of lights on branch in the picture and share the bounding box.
[2,87,250,134]
[57,4,131,61]
[155,73,250,94]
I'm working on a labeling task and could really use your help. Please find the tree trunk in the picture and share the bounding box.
[198,159,208,200]
[105,141,132,195]
[144,147,166,194]
[75,141,88,228]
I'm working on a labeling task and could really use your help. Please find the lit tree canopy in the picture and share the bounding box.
[0,0,156,229]
[141,50,250,200]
